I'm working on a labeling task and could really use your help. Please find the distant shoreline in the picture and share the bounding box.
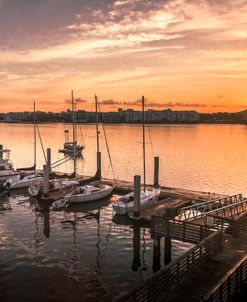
[0,121,246,125]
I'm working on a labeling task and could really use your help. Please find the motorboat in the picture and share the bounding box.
[112,188,160,215]
[52,184,114,208]
[3,173,43,190]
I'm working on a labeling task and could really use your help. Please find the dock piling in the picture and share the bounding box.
[96,151,101,180]
[153,235,161,273]
[131,222,141,271]
[164,236,172,265]
[134,175,141,218]
[154,156,159,188]
[47,148,51,173]
[43,164,49,197]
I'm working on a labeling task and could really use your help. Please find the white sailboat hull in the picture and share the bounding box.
[28,179,79,197]
[64,185,114,204]
[4,175,43,190]
[112,188,160,215]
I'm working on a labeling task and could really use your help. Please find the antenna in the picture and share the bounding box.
[34,100,37,174]
[95,95,99,153]
[72,90,76,176]
[142,96,146,192]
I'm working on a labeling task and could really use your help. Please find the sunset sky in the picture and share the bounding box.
[0,0,247,113]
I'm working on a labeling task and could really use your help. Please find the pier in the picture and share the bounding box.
[2,151,247,301]
[109,179,247,302]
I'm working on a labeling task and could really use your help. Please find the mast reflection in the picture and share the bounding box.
[131,222,141,272]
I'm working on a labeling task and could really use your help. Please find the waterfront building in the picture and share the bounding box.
[0,108,200,123]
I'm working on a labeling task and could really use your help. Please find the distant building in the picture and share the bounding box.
[0,108,200,124]
[239,110,247,123]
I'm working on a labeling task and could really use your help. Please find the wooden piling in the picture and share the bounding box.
[153,235,161,273]
[97,151,101,179]
[43,164,49,197]
[47,148,51,173]
[164,236,172,265]
[131,222,141,271]
[154,156,159,188]
[134,175,141,218]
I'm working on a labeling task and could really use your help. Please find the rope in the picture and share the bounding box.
[79,125,85,146]
[98,102,117,181]
[36,125,47,164]
[147,125,155,159]
[51,156,72,169]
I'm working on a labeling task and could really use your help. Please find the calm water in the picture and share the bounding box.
[1,123,247,301]
[1,123,247,195]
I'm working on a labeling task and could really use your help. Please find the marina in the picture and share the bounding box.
[1,1,246,301]
[1,123,247,301]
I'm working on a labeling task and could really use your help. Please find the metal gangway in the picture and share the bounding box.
[176,194,243,221]
[204,199,247,220]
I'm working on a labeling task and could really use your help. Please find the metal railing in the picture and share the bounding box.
[116,230,223,302]
[177,194,243,221]
[202,253,247,302]
[151,216,211,244]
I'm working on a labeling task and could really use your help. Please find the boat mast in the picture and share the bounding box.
[72,90,76,176]
[142,96,146,192]
[34,101,36,174]
[95,95,99,153]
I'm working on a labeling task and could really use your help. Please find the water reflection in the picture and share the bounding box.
[59,198,111,286]
[132,222,141,272]
[112,215,149,276]
[0,193,11,212]
[0,189,196,301]
[43,202,50,238]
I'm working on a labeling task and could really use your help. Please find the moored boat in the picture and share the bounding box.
[65,184,113,203]
[52,184,113,208]
[28,178,79,199]
[0,148,17,186]
[59,141,84,155]
[112,96,160,215]
[112,188,160,215]
[3,173,43,190]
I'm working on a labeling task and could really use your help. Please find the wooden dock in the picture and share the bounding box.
[34,174,247,301]
[157,231,247,302]
[107,178,247,302]
[105,178,229,221]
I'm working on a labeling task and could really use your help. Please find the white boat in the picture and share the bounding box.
[3,173,43,190]
[53,95,114,208]
[112,96,160,215]
[63,184,113,204]
[59,139,84,156]
[0,149,17,184]
[58,95,85,157]
[28,178,79,199]
[112,188,160,215]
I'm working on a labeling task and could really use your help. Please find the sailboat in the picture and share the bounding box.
[28,92,81,199]
[112,96,160,215]
[2,102,43,190]
[52,95,114,208]
[59,95,84,156]
[59,130,84,156]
